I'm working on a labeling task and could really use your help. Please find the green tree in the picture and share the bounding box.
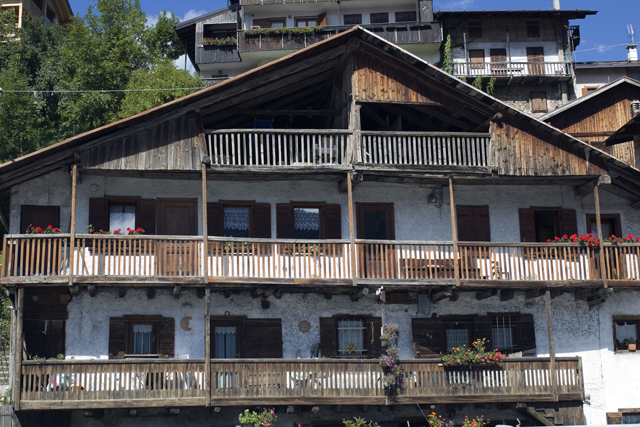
[145,11,184,61]
[0,68,40,161]
[118,59,206,118]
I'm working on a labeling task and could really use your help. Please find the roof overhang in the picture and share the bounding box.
[435,10,597,20]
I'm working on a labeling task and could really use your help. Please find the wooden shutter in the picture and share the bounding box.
[531,92,548,113]
[137,199,156,235]
[89,198,109,233]
[560,209,577,237]
[317,12,327,26]
[473,316,492,343]
[323,204,342,239]
[606,413,623,425]
[276,204,294,238]
[519,209,537,242]
[108,317,127,359]
[458,206,490,242]
[469,49,484,70]
[253,18,269,28]
[369,317,382,357]
[490,48,507,75]
[207,202,223,236]
[252,203,271,238]
[319,317,337,358]
[158,317,175,358]
[20,205,60,234]
[245,319,283,358]
[519,313,537,355]
[411,318,444,356]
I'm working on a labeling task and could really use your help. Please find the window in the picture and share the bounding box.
[612,316,639,351]
[295,16,317,27]
[89,197,156,234]
[277,202,341,239]
[130,322,156,355]
[607,411,640,424]
[210,316,283,359]
[343,14,362,25]
[586,214,621,238]
[252,17,286,29]
[526,21,540,38]
[468,21,482,38]
[395,11,417,23]
[320,316,381,358]
[469,49,485,70]
[370,12,388,24]
[582,86,599,96]
[457,205,490,242]
[623,414,640,424]
[208,201,271,238]
[109,203,136,232]
[519,208,577,242]
[445,322,470,350]
[531,92,548,113]
[20,205,60,233]
[491,315,515,350]
[108,315,174,359]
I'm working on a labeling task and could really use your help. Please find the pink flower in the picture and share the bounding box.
[270,410,274,415]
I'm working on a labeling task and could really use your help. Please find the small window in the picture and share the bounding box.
[223,206,251,238]
[370,12,388,24]
[531,92,548,113]
[468,21,482,38]
[623,414,640,424]
[131,323,155,355]
[445,323,470,350]
[20,205,60,234]
[337,318,367,355]
[469,49,485,70]
[613,317,639,351]
[343,14,362,25]
[527,21,540,37]
[269,18,286,28]
[295,17,317,27]
[582,86,599,96]
[109,204,136,232]
[492,315,515,350]
[395,11,417,23]
[294,207,320,239]
[586,214,621,238]
[214,326,238,358]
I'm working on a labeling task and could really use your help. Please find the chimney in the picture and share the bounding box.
[628,44,639,62]
[631,100,640,117]
[553,0,560,10]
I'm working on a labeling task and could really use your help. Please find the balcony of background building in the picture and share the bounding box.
[450,61,573,83]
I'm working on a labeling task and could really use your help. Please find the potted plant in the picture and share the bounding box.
[343,417,380,427]
[345,343,357,356]
[621,338,637,351]
[239,408,276,427]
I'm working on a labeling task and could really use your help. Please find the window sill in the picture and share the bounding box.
[614,350,638,354]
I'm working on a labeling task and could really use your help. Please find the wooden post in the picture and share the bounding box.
[12,286,23,411]
[68,164,77,291]
[347,172,357,286]
[204,285,211,407]
[449,178,460,287]
[463,32,469,76]
[594,184,608,288]
[545,290,558,402]
[380,288,386,326]
[201,163,208,280]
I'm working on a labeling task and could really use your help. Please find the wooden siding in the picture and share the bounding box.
[491,115,608,176]
[81,114,205,171]
[611,141,636,166]
[196,46,241,64]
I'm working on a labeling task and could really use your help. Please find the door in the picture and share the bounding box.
[457,205,490,279]
[211,318,245,390]
[356,203,396,279]
[156,199,198,275]
[490,48,507,76]
[527,47,544,75]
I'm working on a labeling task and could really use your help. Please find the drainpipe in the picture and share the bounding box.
[337,0,342,26]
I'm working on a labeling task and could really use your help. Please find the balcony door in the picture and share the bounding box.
[490,48,507,76]
[526,47,544,75]
[356,203,396,278]
[211,318,245,359]
[156,199,198,276]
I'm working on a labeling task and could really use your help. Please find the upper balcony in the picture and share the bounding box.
[450,61,573,83]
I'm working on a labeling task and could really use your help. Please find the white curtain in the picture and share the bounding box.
[132,324,153,355]
[109,205,136,232]
[215,326,237,359]
[337,319,364,355]
[615,322,637,341]
[294,208,320,231]
[224,207,250,231]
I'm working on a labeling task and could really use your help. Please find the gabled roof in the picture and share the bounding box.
[541,77,640,120]
[0,26,637,190]
[606,114,640,146]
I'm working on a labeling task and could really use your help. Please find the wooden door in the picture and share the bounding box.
[211,318,245,359]
[156,199,198,276]
[356,203,396,279]
[527,47,544,75]
[490,49,507,75]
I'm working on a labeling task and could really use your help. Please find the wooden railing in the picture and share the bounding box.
[4,235,640,285]
[206,129,351,167]
[18,357,582,409]
[359,131,490,168]
[451,61,571,78]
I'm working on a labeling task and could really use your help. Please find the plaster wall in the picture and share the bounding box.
[10,172,640,242]
[65,288,640,425]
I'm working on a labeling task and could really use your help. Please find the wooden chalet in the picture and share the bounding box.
[1,26,640,426]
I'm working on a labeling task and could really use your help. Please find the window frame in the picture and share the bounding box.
[291,202,325,239]
[526,20,541,38]
[295,16,317,27]
[220,200,256,238]
[343,14,362,25]
[612,315,640,352]
[394,11,417,23]
[468,21,482,38]
[441,315,475,351]
[128,320,159,356]
[586,214,621,238]
[268,17,286,28]
[334,314,373,357]
[370,12,389,24]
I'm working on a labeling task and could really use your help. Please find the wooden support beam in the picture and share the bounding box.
[526,289,545,299]
[449,291,459,302]
[169,408,180,415]
[472,112,502,132]
[129,409,137,417]
[550,289,564,298]
[339,172,363,193]
[476,289,497,300]
[229,109,341,117]
[499,289,515,301]
[204,285,211,407]
[68,165,77,292]
[87,285,97,297]
[361,104,393,131]
[173,285,181,300]
[197,288,206,299]
[347,172,357,287]
[146,288,155,300]
[517,404,555,427]
[351,286,369,301]
[257,284,278,297]
[274,288,285,299]
[430,290,451,303]
[201,162,209,284]
[575,175,611,197]
[449,178,460,287]
[318,39,360,108]
[12,286,23,410]
[545,290,559,402]
[594,185,608,288]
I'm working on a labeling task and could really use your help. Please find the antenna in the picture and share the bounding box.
[629,25,637,45]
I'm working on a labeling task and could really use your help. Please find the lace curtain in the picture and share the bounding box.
[294,208,319,231]
[224,207,250,230]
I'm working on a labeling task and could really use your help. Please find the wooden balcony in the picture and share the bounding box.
[3,235,639,288]
[195,45,241,64]
[17,357,583,410]
[450,61,572,81]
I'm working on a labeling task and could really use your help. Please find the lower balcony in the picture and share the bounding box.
[18,357,583,410]
[450,61,572,82]
[2,235,639,287]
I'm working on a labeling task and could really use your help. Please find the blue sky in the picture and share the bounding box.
[68,0,639,65]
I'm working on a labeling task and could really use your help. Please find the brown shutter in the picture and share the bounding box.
[20,205,61,233]
[411,318,444,357]
[276,204,294,238]
[519,209,536,242]
[476,207,491,241]
[560,209,577,237]
[158,317,175,358]
[606,413,623,425]
[89,198,109,233]
[253,18,269,28]
[252,203,271,238]
[473,316,492,344]
[317,12,327,26]
[108,317,127,359]
[319,317,337,358]
[323,204,342,239]
[137,199,156,235]
[519,313,537,355]
[369,317,382,357]
[207,202,223,236]
[245,319,283,358]
[457,206,474,241]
